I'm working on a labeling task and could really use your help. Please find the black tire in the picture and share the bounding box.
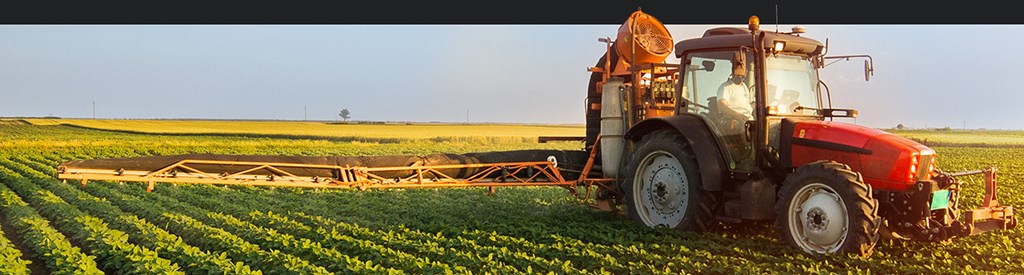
[775,160,880,257]
[621,130,720,232]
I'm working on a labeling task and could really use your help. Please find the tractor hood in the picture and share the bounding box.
[789,120,933,191]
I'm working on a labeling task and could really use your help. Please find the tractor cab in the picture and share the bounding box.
[673,25,832,174]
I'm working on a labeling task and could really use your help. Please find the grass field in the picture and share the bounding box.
[888,129,1024,147]
[23,119,585,143]
[0,121,1020,274]
[29,118,1024,147]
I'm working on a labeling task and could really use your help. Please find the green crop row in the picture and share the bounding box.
[103,182,432,274]
[148,182,665,274]
[13,147,358,275]
[145,183,567,274]
[217,185,710,273]
[99,175,398,274]
[0,226,31,275]
[0,164,103,274]
[0,191,38,275]
[207,212,408,274]
[71,182,332,274]
[10,156,263,275]
[0,158,184,274]
[150,185,487,273]
[226,187,751,274]
[252,211,521,274]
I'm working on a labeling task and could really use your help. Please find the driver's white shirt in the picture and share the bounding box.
[717,80,752,120]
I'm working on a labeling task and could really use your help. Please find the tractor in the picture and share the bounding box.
[57,10,1015,257]
[583,10,1015,256]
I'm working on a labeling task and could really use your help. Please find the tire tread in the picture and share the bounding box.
[622,130,721,232]
[774,160,880,257]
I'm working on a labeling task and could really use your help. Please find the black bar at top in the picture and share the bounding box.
[0,0,1018,24]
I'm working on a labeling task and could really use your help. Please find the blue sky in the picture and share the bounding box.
[0,24,1020,129]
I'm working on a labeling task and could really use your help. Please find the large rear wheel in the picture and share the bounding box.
[622,130,720,232]
[775,161,880,257]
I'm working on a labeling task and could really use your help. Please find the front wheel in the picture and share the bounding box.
[775,161,880,257]
[622,130,720,232]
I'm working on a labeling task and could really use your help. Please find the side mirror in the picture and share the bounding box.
[732,51,747,77]
[702,60,715,72]
[823,55,874,80]
[864,60,874,81]
[823,108,858,118]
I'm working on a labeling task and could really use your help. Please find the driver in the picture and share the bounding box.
[716,54,753,125]
[714,53,754,165]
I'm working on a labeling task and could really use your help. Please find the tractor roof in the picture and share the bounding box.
[674,27,825,57]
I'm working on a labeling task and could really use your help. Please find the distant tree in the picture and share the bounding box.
[896,123,905,130]
[339,108,351,122]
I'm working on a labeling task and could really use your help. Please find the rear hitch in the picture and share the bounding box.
[879,167,1016,242]
[953,167,1017,235]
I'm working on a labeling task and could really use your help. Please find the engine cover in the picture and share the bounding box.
[787,120,932,192]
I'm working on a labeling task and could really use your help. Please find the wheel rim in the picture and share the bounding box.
[787,183,849,253]
[632,150,688,227]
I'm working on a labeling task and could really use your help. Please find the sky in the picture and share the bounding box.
[0,24,1021,129]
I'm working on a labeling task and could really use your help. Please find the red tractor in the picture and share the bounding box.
[583,11,1016,256]
[56,10,1016,257]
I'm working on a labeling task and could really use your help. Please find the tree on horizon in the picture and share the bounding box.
[339,108,351,122]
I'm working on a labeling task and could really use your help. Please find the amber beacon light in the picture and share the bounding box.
[748,15,760,31]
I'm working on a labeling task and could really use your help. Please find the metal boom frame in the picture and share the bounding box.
[57,136,617,202]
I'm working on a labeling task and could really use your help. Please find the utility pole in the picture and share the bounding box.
[92,101,96,120]
[466,109,469,123]
[304,105,307,122]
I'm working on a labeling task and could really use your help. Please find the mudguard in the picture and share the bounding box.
[624,114,729,191]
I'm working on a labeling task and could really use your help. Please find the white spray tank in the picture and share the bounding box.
[600,77,626,178]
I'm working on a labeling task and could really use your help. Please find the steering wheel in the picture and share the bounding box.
[689,101,711,112]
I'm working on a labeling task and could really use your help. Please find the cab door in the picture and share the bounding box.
[679,49,757,171]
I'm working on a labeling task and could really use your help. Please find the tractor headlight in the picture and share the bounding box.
[908,150,937,182]
[908,153,919,182]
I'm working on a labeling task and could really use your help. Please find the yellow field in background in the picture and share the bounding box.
[22,119,1024,147]
[25,119,585,140]
[888,129,1024,146]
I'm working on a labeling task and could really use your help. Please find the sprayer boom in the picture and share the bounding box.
[56,144,616,202]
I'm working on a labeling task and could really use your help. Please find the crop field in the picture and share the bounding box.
[0,121,1021,274]
[889,129,1024,148]
[23,119,585,143]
